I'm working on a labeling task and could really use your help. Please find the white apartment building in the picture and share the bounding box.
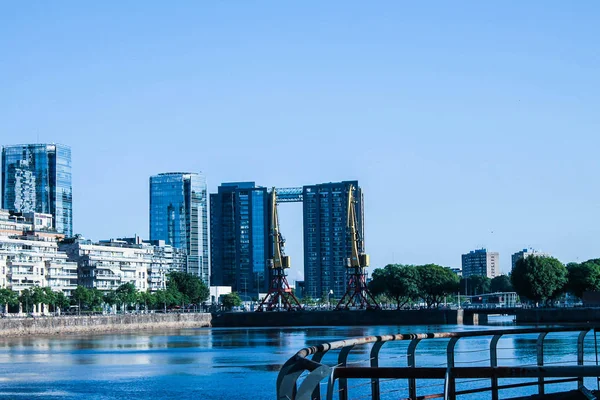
[60,236,186,293]
[0,235,78,296]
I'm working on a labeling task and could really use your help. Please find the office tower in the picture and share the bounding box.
[149,172,209,283]
[303,181,363,299]
[1,144,72,236]
[511,248,549,271]
[210,182,269,299]
[461,248,499,278]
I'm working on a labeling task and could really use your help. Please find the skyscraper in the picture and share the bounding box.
[149,172,209,283]
[303,181,363,299]
[210,182,269,299]
[461,248,499,278]
[1,144,72,236]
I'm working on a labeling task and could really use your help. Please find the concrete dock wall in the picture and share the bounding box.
[211,309,487,327]
[0,313,212,336]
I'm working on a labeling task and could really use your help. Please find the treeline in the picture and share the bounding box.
[368,264,460,308]
[370,257,600,308]
[511,256,600,305]
[0,272,210,314]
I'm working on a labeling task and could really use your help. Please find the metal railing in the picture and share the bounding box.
[277,326,600,400]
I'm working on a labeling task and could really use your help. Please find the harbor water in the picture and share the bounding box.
[0,316,595,399]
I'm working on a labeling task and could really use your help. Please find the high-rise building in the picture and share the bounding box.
[1,144,72,236]
[303,181,363,299]
[511,248,549,271]
[210,182,269,299]
[461,248,499,278]
[149,173,208,283]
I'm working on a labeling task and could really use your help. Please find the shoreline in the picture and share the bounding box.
[0,313,212,337]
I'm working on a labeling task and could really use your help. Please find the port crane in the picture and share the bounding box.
[256,188,302,312]
[336,184,380,310]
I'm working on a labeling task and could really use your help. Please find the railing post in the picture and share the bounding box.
[370,341,386,400]
[407,338,422,399]
[447,337,459,400]
[337,345,355,400]
[490,334,502,400]
[537,332,547,395]
[311,352,326,400]
[577,329,590,389]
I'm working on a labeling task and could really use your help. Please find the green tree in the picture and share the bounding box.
[459,275,491,295]
[369,264,420,309]
[137,291,155,311]
[19,289,33,313]
[511,256,567,305]
[0,288,18,313]
[222,292,242,310]
[416,264,460,308]
[42,287,57,312]
[154,286,181,312]
[54,292,71,312]
[567,260,600,299]
[103,290,119,311]
[166,271,210,305]
[116,283,138,311]
[490,275,514,293]
[72,285,90,314]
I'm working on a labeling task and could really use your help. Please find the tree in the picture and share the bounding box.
[19,289,33,313]
[459,275,491,295]
[511,256,567,305]
[116,283,138,311]
[222,292,242,311]
[103,290,119,311]
[415,264,459,308]
[42,287,57,312]
[0,288,18,313]
[567,260,600,299]
[166,272,210,305]
[72,286,91,314]
[54,292,71,312]
[369,264,420,309]
[490,275,514,293]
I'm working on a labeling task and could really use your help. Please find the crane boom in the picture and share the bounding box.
[336,184,379,310]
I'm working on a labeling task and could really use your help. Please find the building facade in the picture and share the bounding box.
[303,181,364,299]
[210,182,269,300]
[511,248,549,271]
[461,248,499,278]
[0,235,78,296]
[149,172,209,283]
[60,236,186,294]
[1,144,73,236]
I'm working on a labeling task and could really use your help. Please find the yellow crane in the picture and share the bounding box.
[336,184,379,310]
[256,188,302,312]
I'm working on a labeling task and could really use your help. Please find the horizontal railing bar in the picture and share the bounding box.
[333,365,600,380]
[295,326,594,358]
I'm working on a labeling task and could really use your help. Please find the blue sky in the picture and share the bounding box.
[1,1,599,280]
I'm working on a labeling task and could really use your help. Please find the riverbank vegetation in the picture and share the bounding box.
[0,272,210,314]
[369,257,600,308]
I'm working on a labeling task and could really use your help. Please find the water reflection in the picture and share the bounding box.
[0,320,572,400]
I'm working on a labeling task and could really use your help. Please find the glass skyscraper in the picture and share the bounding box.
[1,144,73,236]
[210,182,269,299]
[149,173,209,284]
[303,181,363,299]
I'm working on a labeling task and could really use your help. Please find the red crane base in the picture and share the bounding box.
[256,268,302,312]
[336,267,380,310]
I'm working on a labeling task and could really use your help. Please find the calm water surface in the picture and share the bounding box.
[0,317,593,399]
